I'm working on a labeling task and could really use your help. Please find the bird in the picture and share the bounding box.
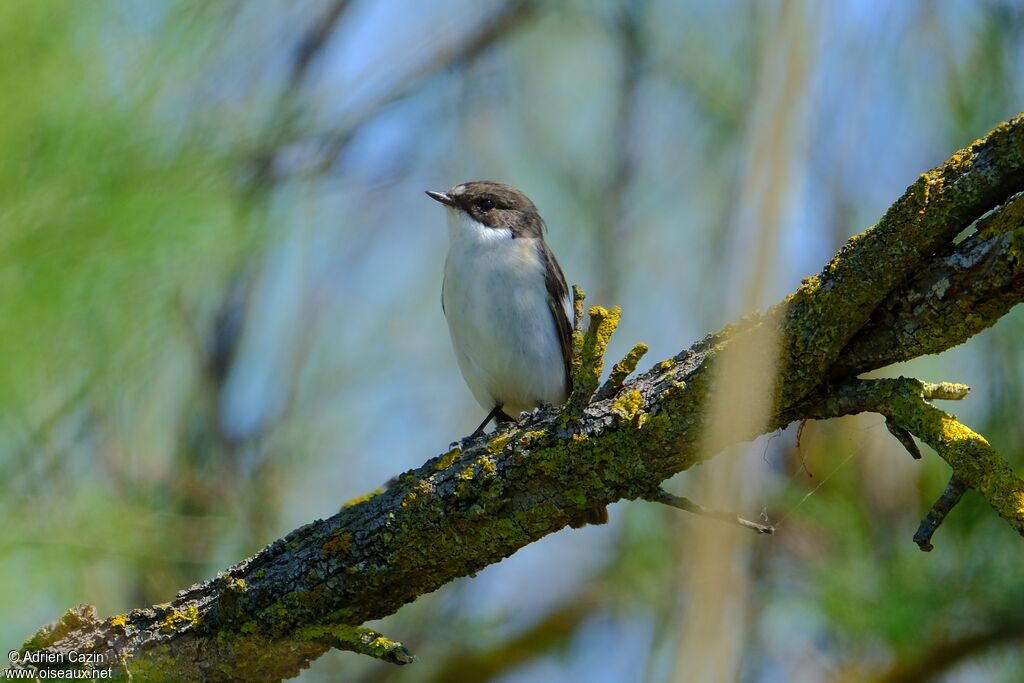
[427,181,571,435]
[427,180,607,526]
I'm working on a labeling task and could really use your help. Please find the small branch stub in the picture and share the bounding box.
[914,478,968,552]
[885,417,922,460]
[303,625,414,665]
[572,284,586,333]
[923,382,971,401]
[566,303,621,417]
[644,488,775,535]
[596,342,649,401]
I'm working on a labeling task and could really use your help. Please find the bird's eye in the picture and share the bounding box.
[476,198,495,213]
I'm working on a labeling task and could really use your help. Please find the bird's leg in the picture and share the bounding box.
[470,405,505,438]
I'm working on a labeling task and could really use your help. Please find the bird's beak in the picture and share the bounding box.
[425,190,455,207]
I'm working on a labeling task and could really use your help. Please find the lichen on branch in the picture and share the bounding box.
[565,304,621,418]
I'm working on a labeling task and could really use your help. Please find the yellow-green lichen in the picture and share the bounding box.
[864,378,1024,536]
[266,600,290,620]
[435,446,462,471]
[322,529,353,556]
[342,486,385,510]
[612,389,646,425]
[456,463,476,497]
[602,342,649,396]
[223,576,248,593]
[401,481,433,509]
[587,306,619,346]
[519,430,548,448]
[297,624,412,664]
[109,614,128,630]
[157,606,200,633]
[119,643,174,682]
[297,585,332,611]
[488,434,513,455]
[477,455,497,478]
[566,305,621,418]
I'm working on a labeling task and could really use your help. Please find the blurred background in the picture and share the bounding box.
[2,0,1024,681]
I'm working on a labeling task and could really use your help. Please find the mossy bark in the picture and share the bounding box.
[10,113,1024,682]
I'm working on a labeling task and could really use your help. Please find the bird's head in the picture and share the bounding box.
[427,181,545,242]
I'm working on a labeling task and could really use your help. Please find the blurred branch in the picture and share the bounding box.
[264,0,538,180]
[249,0,353,189]
[872,616,1024,683]
[421,592,598,683]
[289,0,351,86]
[11,114,1024,681]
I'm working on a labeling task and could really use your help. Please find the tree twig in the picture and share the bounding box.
[643,488,775,535]
[596,342,649,400]
[872,615,1024,683]
[914,477,967,551]
[786,377,1024,546]
[274,0,539,179]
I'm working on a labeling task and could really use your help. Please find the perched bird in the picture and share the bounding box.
[427,180,607,525]
[427,181,571,435]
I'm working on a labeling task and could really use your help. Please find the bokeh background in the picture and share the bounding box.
[2,1,1024,681]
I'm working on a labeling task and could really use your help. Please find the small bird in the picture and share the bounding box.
[427,180,607,525]
[427,181,572,435]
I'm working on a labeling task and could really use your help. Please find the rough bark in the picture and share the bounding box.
[10,114,1024,681]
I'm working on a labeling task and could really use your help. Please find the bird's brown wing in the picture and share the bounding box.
[538,240,573,395]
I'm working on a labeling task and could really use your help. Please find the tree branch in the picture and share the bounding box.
[11,114,1024,681]
[776,114,1024,408]
[872,615,1024,683]
[914,477,967,552]
[833,190,1024,376]
[781,377,1024,537]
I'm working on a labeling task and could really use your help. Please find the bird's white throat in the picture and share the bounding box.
[446,207,513,245]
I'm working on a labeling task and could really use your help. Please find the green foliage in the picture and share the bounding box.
[0,1,257,415]
[0,0,264,655]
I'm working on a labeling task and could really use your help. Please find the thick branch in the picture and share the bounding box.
[834,191,1024,375]
[777,115,1024,406]
[11,115,1024,681]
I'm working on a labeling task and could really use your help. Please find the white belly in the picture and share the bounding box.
[443,237,568,418]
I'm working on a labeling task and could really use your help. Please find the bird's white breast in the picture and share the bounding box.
[442,210,568,418]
